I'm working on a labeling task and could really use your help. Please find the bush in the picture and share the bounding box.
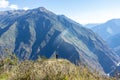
[8,59,115,80]
[0,53,115,80]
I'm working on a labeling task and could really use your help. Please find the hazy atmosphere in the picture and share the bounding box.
[0,0,120,24]
[0,0,120,80]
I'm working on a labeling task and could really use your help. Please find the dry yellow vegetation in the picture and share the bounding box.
[0,56,115,80]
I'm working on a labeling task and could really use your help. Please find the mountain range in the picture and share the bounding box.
[84,23,99,28]
[90,19,120,57]
[0,7,120,74]
[91,19,120,41]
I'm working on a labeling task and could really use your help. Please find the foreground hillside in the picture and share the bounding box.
[0,55,115,80]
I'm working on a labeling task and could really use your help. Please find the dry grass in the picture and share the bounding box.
[0,57,116,80]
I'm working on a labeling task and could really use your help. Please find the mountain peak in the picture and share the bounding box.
[31,7,55,16]
[37,7,47,11]
[33,7,49,13]
[0,7,119,75]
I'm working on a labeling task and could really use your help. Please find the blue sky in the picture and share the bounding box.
[0,0,120,24]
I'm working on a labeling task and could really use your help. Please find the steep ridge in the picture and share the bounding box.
[92,19,120,41]
[107,33,120,56]
[0,7,119,74]
[90,19,120,57]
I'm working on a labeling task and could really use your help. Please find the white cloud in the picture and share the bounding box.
[23,7,29,10]
[0,0,19,10]
[0,0,9,8]
[9,4,18,10]
[0,0,30,11]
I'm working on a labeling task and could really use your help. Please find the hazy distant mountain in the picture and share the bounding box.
[107,33,120,56]
[91,19,120,57]
[0,7,119,74]
[107,33,120,48]
[92,19,120,41]
[84,23,99,28]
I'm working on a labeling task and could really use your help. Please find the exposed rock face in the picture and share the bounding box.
[0,7,119,74]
